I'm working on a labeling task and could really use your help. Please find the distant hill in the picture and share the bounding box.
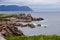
[0,5,32,11]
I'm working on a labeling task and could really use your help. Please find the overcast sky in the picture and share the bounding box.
[0,0,60,5]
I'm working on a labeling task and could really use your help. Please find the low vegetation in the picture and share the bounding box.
[0,14,17,20]
[5,35,60,40]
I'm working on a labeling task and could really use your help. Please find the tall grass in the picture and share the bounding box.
[5,35,60,40]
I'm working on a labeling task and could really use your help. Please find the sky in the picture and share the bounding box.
[0,0,60,12]
[0,0,60,5]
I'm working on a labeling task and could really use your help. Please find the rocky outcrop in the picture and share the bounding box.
[0,21,24,36]
[4,13,44,22]
[15,23,41,28]
[32,18,44,21]
[0,21,41,36]
[0,13,44,36]
[16,13,44,22]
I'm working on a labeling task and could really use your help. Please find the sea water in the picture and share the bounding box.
[18,12,60,36]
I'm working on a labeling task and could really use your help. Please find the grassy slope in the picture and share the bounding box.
[5,35,60,40]
[0,14,17,18]
[0,14,17,20]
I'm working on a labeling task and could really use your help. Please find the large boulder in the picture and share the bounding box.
[32,18,44,21]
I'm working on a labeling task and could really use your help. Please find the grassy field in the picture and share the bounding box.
[5,35,60,40]
[0,14,17,17]
[0,14,17,20]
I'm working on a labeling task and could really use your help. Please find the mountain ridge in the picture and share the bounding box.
[0,5,32,11]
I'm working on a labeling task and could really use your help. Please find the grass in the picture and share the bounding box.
[5,35,60,40]
[0,14,17,18]
[0,14,17,20]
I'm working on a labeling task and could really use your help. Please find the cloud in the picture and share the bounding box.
[0,0,60,5]
[27,0,59,4]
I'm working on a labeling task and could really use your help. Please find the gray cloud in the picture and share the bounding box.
[0,0,60,5]
[0,0,6,2]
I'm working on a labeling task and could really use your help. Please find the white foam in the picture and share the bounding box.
[41,24,47,27]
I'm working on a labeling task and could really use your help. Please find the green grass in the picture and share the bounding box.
[0,14,17,20]
[5,35,60,40]
[0,14,17,18]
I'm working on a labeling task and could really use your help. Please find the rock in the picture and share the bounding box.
[26,24,35,28]
[16,19,32,22]
[15,23,27,27]
[15,23,42,28]
[15,23,36,28]
[3,14,44,22]
[7,25,24,36]
[16,13,33,22]
[15,23,22,26]
[0,21,24,36]
[32,18,44,21]
[37,24,41,26]
[37,18,44,21]
[16,13,44,22]
[3,19,10,21]
[17,13,32,19]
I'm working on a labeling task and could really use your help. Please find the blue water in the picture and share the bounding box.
[0,12,60,36]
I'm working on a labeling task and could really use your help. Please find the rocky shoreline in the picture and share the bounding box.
[0,13,44,36]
